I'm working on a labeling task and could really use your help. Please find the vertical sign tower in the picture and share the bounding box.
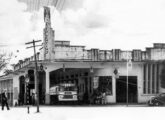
[43,7,55,60]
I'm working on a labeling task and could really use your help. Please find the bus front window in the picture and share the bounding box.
[59,87,64,92]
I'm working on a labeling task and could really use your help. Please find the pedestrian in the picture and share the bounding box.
[101,92,106,105]
[31,92,35,105]
[1,89,10,110]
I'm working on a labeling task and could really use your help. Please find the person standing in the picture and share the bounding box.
[1,90,10,110]
[101,92,106,105]
[31,92,35,105]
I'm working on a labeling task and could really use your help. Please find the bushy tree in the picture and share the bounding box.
[0,52,13,73]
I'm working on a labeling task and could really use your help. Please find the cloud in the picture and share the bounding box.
[0,0,45,62]
[54,0,165,50]
[1,0,165,65]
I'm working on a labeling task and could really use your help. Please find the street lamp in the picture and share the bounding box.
[39,64,44,72]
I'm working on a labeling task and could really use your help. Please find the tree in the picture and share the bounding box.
[3,69,14,75]
[0,52,13,73]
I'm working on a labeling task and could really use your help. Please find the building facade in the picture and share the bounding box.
[0,74,13,106]
[1,7,165,106]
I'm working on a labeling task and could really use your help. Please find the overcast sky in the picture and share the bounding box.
[1,0,165,64]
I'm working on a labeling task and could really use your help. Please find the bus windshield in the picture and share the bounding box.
[59,84,77,91]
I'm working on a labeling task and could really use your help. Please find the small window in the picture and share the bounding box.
[98,76,112,95]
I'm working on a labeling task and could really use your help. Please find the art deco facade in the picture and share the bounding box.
[1,7,165,106]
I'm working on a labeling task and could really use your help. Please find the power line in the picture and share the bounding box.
[25,39,42,113]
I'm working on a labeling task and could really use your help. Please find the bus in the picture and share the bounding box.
[50,83,78,103]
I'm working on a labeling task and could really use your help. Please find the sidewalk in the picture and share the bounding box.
[12,103,148,108]
[0,105,163,120]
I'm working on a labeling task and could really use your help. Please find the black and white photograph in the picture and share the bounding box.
[0,0,165,120]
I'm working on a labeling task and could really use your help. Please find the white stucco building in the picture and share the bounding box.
[1,7,165,106]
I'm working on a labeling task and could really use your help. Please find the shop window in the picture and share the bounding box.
[89,77,92,93]
[98,76,112,95]
[84,72,88,76]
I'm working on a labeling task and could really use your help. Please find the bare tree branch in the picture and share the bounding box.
[0,51,13,72]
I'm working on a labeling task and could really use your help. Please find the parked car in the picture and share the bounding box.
[148,93,165,106]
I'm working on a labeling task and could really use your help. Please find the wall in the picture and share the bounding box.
[54,46,86,59]
[12,72,26,106]
[93,62,143,103]
[0,77,13,105]
[43,61,146,103]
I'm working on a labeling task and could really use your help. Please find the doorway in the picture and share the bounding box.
[116,76,137,103]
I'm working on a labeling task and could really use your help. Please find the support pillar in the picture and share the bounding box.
[150,64,152,94]
[112,75,116,103]
[13,75,19,106]
[145,64,148,94]
[45,70,50,104]
[154,64,157,93]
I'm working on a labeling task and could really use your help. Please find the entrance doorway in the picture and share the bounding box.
[116,76,137,103]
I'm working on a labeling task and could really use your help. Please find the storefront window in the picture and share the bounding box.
[98,76,112,95]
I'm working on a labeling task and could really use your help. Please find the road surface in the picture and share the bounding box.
[0,105,163,120]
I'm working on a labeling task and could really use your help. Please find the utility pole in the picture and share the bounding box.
[126,51,132,107]
[25,40,42,113]
[126,58,128,106]
[126,51,129,107]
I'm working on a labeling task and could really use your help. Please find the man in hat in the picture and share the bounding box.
[1,89,10,110]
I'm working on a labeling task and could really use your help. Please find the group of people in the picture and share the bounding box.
[1,89,10,110]
[91,90,107,105]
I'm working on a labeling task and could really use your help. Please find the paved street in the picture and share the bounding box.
[0,105,164,120]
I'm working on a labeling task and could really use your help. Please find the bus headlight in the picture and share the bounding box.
[73,95,77,99]
[59,95,64,99]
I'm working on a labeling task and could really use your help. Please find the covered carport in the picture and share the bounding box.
[49,67,94,104]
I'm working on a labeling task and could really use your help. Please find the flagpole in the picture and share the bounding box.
[126,51,129,106]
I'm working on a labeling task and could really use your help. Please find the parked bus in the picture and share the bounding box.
[50,83,78,104]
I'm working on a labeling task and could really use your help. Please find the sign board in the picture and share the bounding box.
[113,68,119,79]
[25,78,29,83]
[93,77,99,89]
[44,28,49,59]
[44,7,51,23]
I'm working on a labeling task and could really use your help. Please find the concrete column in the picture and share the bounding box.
[13,75,19,106]
[113,75,116,103]
[45,70,50,104]
[150,64,152,94]
[145,64,148,94]
[154,64,157,94]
